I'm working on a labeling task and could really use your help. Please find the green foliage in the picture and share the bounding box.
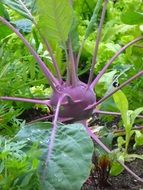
[37,0,73,45]
[110,161,124,176]
[134,130,143,148]
[121,11,143,25]
[113,90,143,156]
[0,3,9,20]
[1,0,36,19]
[78,0,143,109]
[95,70,117,97]
[0,3,12,39]
[113,90,128,127]
[0,137,40,190]
[15,122,93,190]
[0,105,23,136]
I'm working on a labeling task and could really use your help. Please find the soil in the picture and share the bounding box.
[81,139,143,190]
[19,108,53,123]
[20,109,143,190]
[81,148,143,190]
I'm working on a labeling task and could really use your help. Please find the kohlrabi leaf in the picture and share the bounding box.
[37,0,73,44]
[121,11,143,25]
[113,90,128,126]
[1,0,35,20]
[15,122,93,190]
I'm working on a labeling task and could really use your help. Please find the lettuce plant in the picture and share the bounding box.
[0,0,143,188]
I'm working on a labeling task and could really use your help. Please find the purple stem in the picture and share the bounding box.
[93,109,143,119]
[27,115,74,125]
[84,122,110,153]
[28,114,54,124]
[68,39,78,86]
[35,25,62,82]
[76,38,85,72]
[86,70,143,110]
[45,94,68,166]
[91,36,143,89]
[0,17,60,91]
[87,0,108,86]
[84,123,143,183]
[0,96,51,106]
[41,94,68,186]
[76,0,102,71]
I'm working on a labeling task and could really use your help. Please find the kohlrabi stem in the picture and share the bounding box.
[0,17,60,91]
[84,124,143,183]
[90,36,143,89]
[28,115,54,124]
[45,95,66,165]
[34,23,63,83]
[68,39,78,86]
[76,38,86,72]
[84,123,110,153]
[86,70,143,110]
[76,0,102,71]
[93,110,143,119]
[40,36,62,82]
[87,0,108,86]
[0,96,51,106]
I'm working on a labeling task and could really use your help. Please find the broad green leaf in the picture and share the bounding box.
[130,107,143,125]
[1,0,35,19]
[113,90,128,126]
[37,0,73,44]
[15,122,93,190]
[84,0,102,39]
[121,11,143,25]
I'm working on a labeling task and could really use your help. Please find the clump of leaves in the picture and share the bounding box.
[0,137,40,190]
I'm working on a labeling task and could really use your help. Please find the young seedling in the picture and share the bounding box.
[0,0,143,184]
[113,90,143,154]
